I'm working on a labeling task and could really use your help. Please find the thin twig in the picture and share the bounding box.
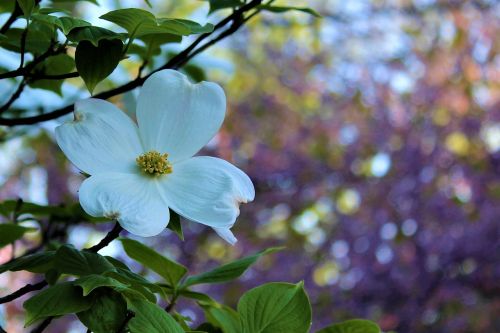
[0,0,263,127]
[0,80,27,115]
[85,222,123,253]
[0,281,48,304]
[0,2,22,34]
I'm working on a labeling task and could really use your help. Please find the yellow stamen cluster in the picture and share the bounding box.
[136,151,173,176]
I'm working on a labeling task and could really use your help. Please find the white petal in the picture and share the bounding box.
[79,173,170,237]
[213,227,238,245]
[136,69,226,163]
[158,156,254,239]
[55,99,143,175]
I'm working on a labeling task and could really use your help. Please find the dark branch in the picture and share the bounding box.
[30,317,53,333]
[0,0,263,127]
[0,325,6,333]
[0,281,48,305]
[0,2,22,34]
[85,222,123,253]
[0,222,123,305]
[0,80,27,114]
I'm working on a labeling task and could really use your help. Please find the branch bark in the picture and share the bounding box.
[0,0,263,127]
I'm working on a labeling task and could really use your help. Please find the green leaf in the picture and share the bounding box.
[238,282,312,333]
[119,238,187,287]
[57,17,92,34]
[29,53,75,96]
[67,26,125,46]
[129,33,182,59]
[75,274,129,296]
[37,8,71,15]
[0,251,55,274]
[0,200,67,218]
[23,281,93,326]
[77,288,128,333]
[0,224,36,248]
[205,0,243,14]
[100,8,213,37]
[258,5,321,18]
[182,247,282,287]
[54,244,115,276]
[316,319,381,333]
[75,38,123,93]
[127,298,184,333]
[203,304,241,333]
[16,0,35,17]
[51,0,98,4]
[167,209,184,240]
[104,269,161,302]
[0,24,53,54]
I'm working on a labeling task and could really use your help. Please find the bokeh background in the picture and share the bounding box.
[1,0,499,332]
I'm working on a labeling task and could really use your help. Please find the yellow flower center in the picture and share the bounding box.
[136,151,173,176]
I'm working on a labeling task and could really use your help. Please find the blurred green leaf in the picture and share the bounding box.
[127,298,184,333]
[0,224,36,248]
[205,0,243,14]
[32,14,91,35]
[54,244,115,276]
[167,209,184,240]
[258,5,321,17]
[316,319,381,333]
[129,33,181,59]
[37,8,71,15]
[51,0,98,4]
[100,8,213,38]
[119,238,187,287]
[104,268,161,302]
[0,251,55,274]
[238,282,312,333]
[75,38,123,93]
[29,53,75,95]
[75,274,129,296]
[182,247,283,287]
[0,23,54,54]
[77,289,128,333]
[204,304,241,333]
[16,0,35,17]
[23,281,93,326]
[67,26,126,46]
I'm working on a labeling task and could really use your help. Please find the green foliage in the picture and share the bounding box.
[54,244,115,275]
[67,26,126,46]
[74,274,129,296]
[182,247,282,287]
[0,224,36,248]
[127,298,184,333]
[119,237,187,287]
[23,281,93,326]
[204,304,241,333]
[75,38,123,93]
[29,53,75,95]
[0,251,55,274]
[238,282,312,333]
[316,319,381,333]
[16,0,35,17]
[167,209,184,240]
[100,8,213,38]
[77,289,128,333]
[32,14,91,35]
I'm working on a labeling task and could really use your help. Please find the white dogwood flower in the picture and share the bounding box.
[55,69,254,244]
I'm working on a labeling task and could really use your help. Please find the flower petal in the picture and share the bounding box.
[136,70,226,162]
[158,156,254,242]
[213,227,238,245]
[79,173,170,237]
[55,98,143,175]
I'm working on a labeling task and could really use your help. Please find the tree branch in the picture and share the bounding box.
[0,2,22,34]
[0,0,263,127]
[30,317,52,333]
[0,80,27,114]
[0,222,123,305]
